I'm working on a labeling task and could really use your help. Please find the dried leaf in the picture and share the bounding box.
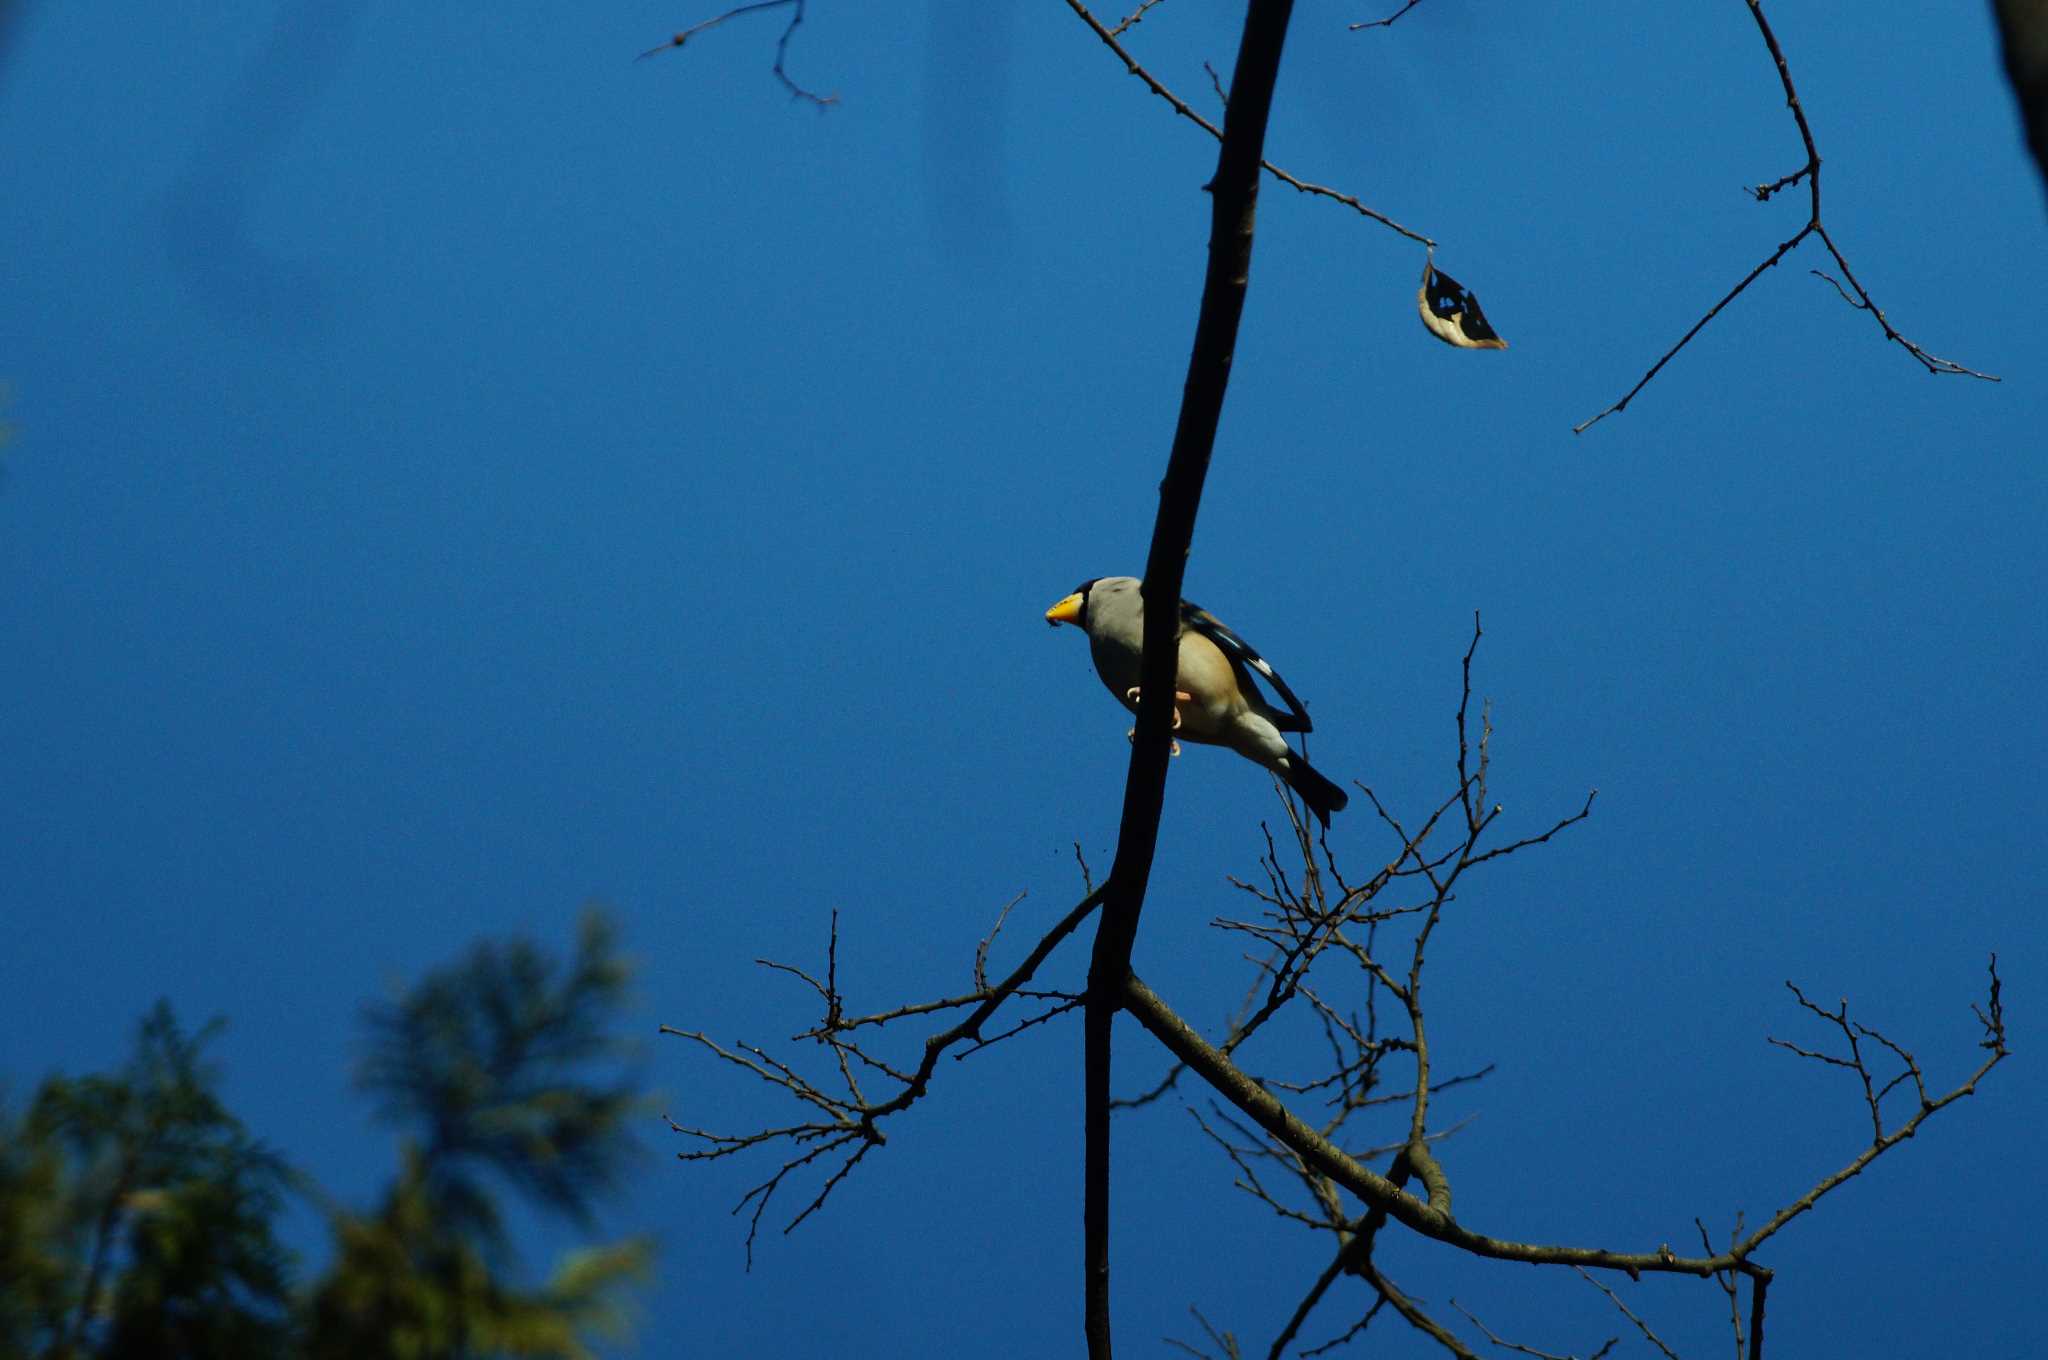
[1418,259,1507,350]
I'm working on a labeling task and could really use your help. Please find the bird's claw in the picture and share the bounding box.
[1125,686,1189,757]
[1124,687,1192,730]
[1125,727,1183,757]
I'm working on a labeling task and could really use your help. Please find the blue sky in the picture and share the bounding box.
[3,2,2043,1356]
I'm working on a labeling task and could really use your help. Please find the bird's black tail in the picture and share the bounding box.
[1281,751,1350,828]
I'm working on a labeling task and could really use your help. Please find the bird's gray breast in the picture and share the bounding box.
[1087,629,1144,705]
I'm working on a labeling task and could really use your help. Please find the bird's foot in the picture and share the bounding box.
[1126,688,1191,756]
[1124,687,1192,730]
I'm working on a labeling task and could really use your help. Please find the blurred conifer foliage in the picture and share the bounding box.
[0,909,649,1360]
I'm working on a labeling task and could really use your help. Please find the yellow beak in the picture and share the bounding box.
[1044,592,1084,627]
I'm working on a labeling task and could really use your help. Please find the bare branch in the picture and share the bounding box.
[701,1125,865,1269]
[1122,961,2006,1300]
[663,888,1104,1263]
[1737,959,2008,1259]
[1575,0,1995,433]
[1127,969,1727,1276]
[1806,224,1997,379]
[1063,0,1437,247]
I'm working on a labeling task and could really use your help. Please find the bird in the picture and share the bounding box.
[1044,576,1350,826]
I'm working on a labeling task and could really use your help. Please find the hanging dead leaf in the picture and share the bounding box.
[1418,259,1507,350]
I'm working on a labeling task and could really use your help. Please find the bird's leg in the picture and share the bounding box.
[1124,688,1193,756]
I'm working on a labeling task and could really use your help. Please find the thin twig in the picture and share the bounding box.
[1111,0,1171,38]
[1350,0,1425,30]
[975,892,1028,993]
[1299,1295,1387,1357]
[1699,1216,1746,1360]
[641,0,837,107]
[1358,1261,1481,1359]
[1574,1268,1681,1360]
[1166,1306,1245,1360]
[1205,60,1230,109]
[1451,1298,1617,1360]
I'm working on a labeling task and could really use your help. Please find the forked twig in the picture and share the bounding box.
[1063,0,1437,247]
[642,0,837,107]
[1575,0,1995,433]
[663,888,1103,1265]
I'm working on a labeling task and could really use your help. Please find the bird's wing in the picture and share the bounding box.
[1179,599,1312,732]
